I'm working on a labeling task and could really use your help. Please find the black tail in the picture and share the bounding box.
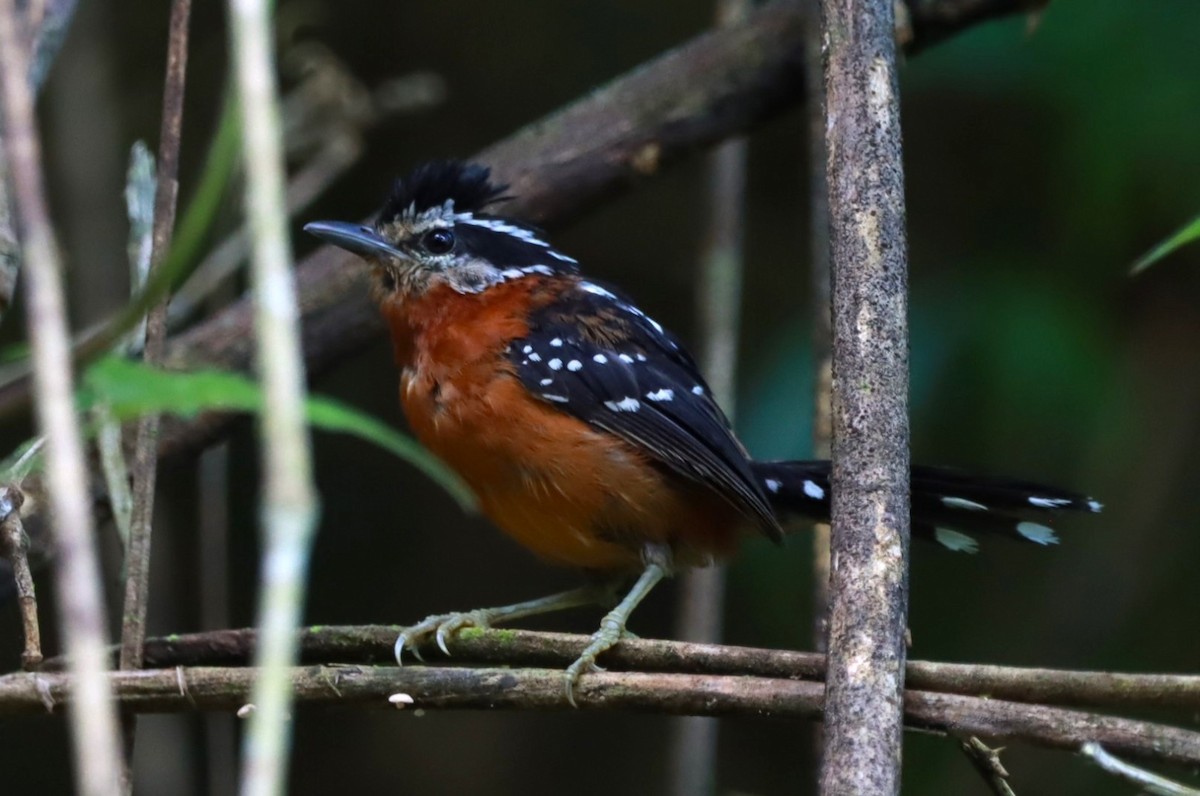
[751,460,1102,553]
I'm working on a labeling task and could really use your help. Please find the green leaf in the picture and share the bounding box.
[78,356,476,511]
[1131,212,1200,274]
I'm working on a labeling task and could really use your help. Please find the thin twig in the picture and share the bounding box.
[96,145,157,557]
[960,737,1017,796]
[0,486,40,669]
[668,0,751,793]
[0,664,1197,768]
[118,4,191,786]
[228,0,320,793]
[1081,742,1200,796]
[0,1,123,792]
[120,0,191,672]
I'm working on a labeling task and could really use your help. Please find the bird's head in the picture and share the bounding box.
[304,160,577,299]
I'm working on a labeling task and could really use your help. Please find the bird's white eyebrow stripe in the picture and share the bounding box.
[452,213,579,263]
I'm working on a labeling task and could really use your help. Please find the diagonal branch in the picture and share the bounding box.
[148,0,1037,463]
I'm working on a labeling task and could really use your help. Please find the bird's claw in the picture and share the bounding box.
[393,611,491,665]
[563,617,628,708]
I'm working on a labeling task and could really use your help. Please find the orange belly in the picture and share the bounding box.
[401,364,743,571]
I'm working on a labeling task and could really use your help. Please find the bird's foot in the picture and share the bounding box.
[393,609,496,664]
[563,614,634,707]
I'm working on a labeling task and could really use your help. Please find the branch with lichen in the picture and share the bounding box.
[0,656,1198,769]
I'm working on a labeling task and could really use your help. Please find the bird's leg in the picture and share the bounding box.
[394,582,616,664]
[564,544,672,707]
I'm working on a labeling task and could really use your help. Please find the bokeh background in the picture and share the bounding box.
[1,0,1198,793]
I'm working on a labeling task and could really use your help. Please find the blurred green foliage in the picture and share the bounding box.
[73,356,474,509]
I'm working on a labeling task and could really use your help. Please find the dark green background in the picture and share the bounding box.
[2,0,1198,793]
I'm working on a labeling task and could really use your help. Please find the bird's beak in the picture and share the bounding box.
[303,220,402,259]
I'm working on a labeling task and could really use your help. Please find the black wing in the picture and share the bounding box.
[508,278,783,542]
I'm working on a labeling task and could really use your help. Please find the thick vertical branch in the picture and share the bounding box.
[228,0,320,793]
[818,0,912,793]
[0,1,124,793]
[668,2,751,792]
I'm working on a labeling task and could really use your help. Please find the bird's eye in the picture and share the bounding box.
[422,228,455,255]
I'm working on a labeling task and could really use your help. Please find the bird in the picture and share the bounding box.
[304,160,1101,703]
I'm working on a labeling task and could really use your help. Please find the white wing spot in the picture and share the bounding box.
[603,397,641,412]
[550,338,563,347]
[648,318,664,333]
[539,378,553,386]
[691,385,704,396]
[636,353,647,362]
[941,496,987,511]
[934,528,979,554]
[528,352,542,362]
[567,360,583,371]
[645,388,674,402]
[592,353,608,364]
[580,282,616,299]
[618,353,634,363]
[764,478,782,494]
[1017,522,1059,545]
[548,358,563,370]
[1029,497,1072,509]
[522,345,533,354]
[541,393,569,403]
[1087,499,1103,512]
[803,480,825,500]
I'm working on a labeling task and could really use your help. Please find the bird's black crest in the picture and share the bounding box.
[379,160,509,223]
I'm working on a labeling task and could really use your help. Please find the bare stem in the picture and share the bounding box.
[119,0,191,672]
[0,0,123,792]
[1,664,1198,769]
[116,5,191,787]
[819,0,912,792]
[100,626,1200,715]
[227,0,320,794]
[960,737,1017,796]
[0,487,41,669]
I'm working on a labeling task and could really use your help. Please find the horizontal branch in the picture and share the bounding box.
[2,662,1198,767]
[103,626,1200,713]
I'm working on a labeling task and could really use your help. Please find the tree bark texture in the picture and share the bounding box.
[819,0,912,793]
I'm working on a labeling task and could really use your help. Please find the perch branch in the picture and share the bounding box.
[111,626,1200,713]
[0,663,1197,768]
